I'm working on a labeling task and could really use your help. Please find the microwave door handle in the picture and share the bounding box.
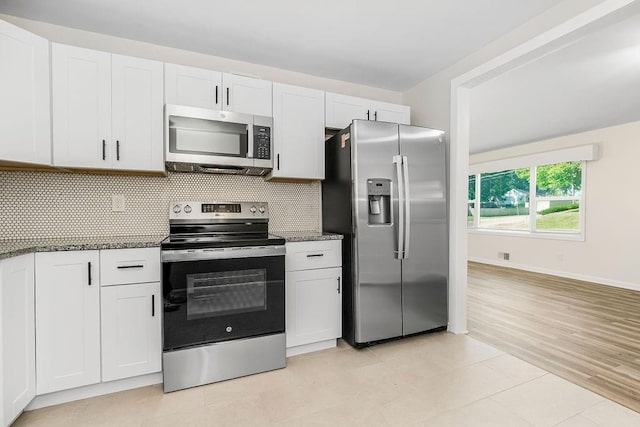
[247,124,253,159]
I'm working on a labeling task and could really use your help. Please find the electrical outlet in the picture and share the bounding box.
[112,194,125,212]
[498,252,510,261]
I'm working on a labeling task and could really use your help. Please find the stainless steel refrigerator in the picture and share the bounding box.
[322,120,448,347]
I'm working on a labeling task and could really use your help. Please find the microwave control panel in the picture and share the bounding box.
[253,126,271,160]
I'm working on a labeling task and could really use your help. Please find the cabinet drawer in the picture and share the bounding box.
[286,240,341,271]
[100,248,160,286]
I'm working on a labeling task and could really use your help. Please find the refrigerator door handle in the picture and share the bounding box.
[393,155,404,259]
[402,155,411,259]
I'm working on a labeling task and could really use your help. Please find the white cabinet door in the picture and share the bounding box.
[112,54,164,172]
[52,44,111,169]
[371,100,410,125]
[270,83,325,180]
[101,282,161,382]
[326,92,411,129]
[1,254,35,427]
[223,73,272,116]
[325,92,369,130]
[165,63,222,109]
[35,251,101,394]
[286,267,342,348]
[0,20,51,165]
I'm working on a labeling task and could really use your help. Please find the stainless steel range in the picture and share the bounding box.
[161,201,286,392]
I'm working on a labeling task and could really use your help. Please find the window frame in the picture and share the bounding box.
[467,147,593,241]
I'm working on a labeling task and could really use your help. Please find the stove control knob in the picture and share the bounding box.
[184,205,192,214]
[250,205,257,213]
[173,205,181,214]
[259,206,266,214]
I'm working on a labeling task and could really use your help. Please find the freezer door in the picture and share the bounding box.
[352,120,403,343]
[399,125,448,335]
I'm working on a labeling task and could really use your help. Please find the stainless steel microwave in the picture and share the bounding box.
[165,104,273,175]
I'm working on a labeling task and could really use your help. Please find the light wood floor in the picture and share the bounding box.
[468,261,640,413]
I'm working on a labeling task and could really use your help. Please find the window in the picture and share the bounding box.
[468,160,585,238]
[478,168,530,231]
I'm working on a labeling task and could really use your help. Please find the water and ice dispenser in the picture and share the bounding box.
[367,179,391,225]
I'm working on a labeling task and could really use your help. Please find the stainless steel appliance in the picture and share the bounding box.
[322,120,448,347]
[165,105,273,175]
[161,201,286,392]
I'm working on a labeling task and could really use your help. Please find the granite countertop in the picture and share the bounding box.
[273,231,343,242]
[0,235,166,260]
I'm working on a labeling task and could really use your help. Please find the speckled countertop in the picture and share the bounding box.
[0,235,166,260]
[273,231,343,242]
[0,232,343,260]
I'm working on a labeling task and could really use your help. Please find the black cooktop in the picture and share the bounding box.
[161,233,285,250]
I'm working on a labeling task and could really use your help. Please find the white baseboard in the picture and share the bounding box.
[26,373,162,410]
[286,339,337,357]
[468,257,640,292]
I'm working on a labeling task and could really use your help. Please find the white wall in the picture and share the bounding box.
[0,14,402,103]
[468,120,640,290]
[402,0,606,131]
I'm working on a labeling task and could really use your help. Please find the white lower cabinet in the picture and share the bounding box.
[286,267,342,348]
[35,251,101,395]
[101,282,161,382]
[285,240,342,355]
[1,254,36,427]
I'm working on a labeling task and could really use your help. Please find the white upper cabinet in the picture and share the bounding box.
[370,100,410,125]
[1,254,36,427]
[164,63,222,109]
[52,44,164,172]
[325,93,370,129]
[269,83,325,180]
[35,251,101,394]
[52,44,111,169]
[111,54,164,171]
[164,64,272,117]
[0,20,51,165]
[222,72,272,116]
[325,92,410,129]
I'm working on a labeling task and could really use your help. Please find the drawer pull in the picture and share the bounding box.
[152,295,155,317]
[337,277,341,294]
[117,264,144,269]
[306,253,324,258]
[88,262,92,285]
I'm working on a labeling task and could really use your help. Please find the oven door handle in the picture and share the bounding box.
[161,245,286,262]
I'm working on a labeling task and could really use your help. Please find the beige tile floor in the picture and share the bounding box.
[15,332,640,426]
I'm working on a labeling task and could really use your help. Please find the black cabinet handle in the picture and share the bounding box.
[102,140,106,160]
[88,262,92,285]
[374,111,378,121]
[366,110,370,120]
[116,140,120,161]
[277,153,280,170]
[307,253,324,258]
[116,264,144,269]
[337,277,341,294]
[226,87,230,106]
[215,85,219,105]
[152,295,155,317]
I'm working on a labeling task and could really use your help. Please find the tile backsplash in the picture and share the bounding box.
[0,170,321,240]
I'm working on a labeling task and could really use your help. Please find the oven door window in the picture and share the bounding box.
[168,115,248,157]
[186,269,266,319]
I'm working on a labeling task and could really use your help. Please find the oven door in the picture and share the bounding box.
[161,245,285,351]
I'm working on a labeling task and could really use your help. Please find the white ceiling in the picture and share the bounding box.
[470,10,640,154]
[0,0,560,91]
